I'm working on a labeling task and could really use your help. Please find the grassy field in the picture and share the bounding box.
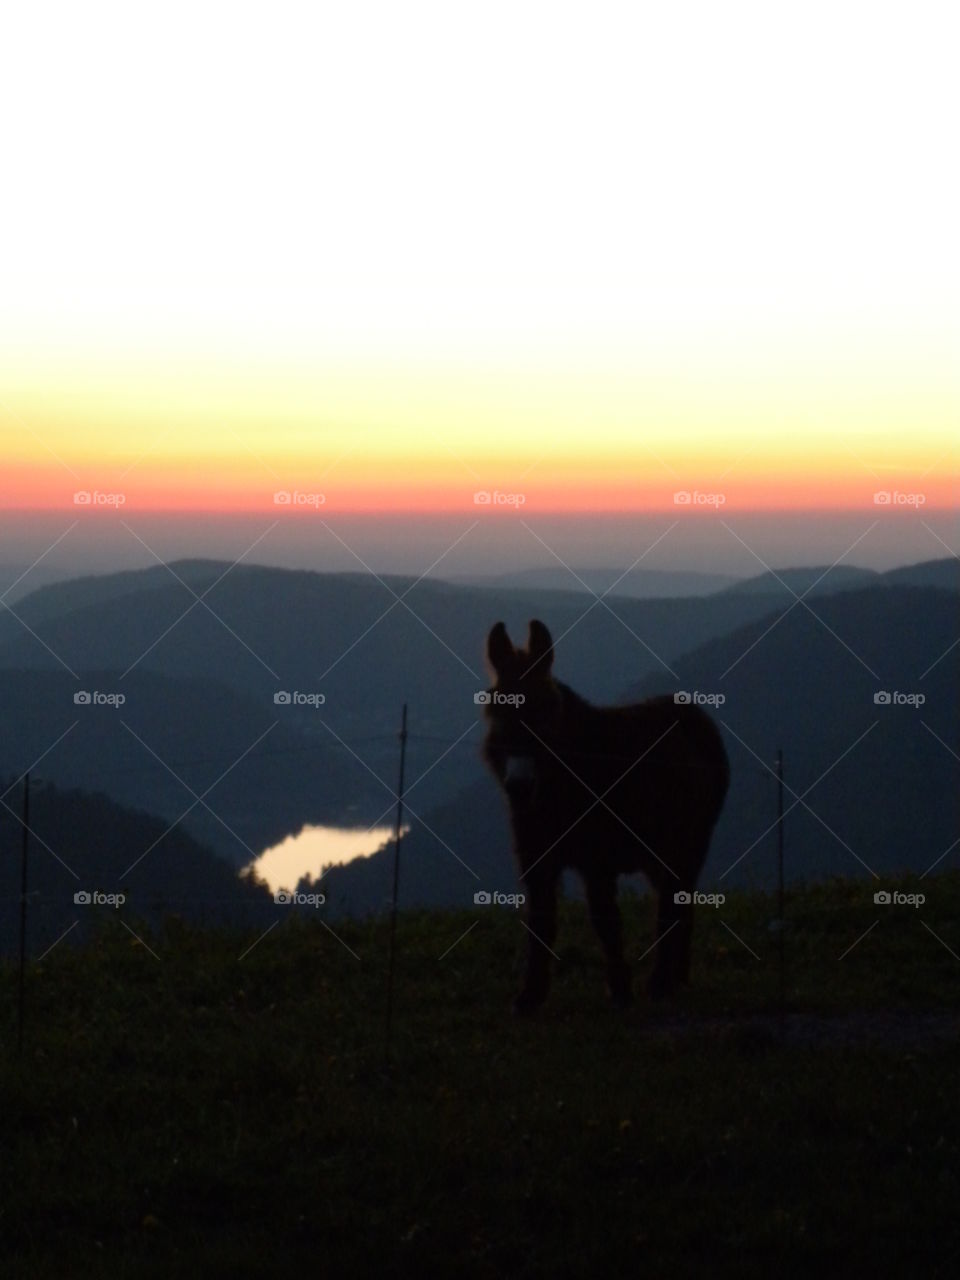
[3,872,960,1278]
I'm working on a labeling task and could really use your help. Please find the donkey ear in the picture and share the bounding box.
[487,621,514,673]
[527,619,553,670]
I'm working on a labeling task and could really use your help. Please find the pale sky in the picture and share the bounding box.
[2,0,957,364]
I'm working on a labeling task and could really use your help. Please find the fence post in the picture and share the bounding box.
[384,704,408,1061]
[776,748,784,1025]
[18,771,30,1055]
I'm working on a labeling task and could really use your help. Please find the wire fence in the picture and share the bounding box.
[0,706,801,1057]
[0,721,743,801]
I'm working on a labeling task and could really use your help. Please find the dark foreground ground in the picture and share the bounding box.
[3,873,959,1278]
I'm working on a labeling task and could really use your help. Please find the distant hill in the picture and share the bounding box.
[629,584,960,889]
[447,566,741,597]
[0,560,793,831]
[0,778,276,958]
[3,558,955,901]
[718,564,879,597]
[715,557,960,600]
[880,558,960,591]
[0,558,231,626]
[0,561,782,706]
[0,668,387,865]
[319,584,959,912]
[0,561,76,605]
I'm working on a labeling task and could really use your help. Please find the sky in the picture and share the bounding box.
[0,0,957,576]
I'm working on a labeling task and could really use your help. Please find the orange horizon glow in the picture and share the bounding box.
[3,476,955,515]
[3,437,956,514]
[2,350,956,516]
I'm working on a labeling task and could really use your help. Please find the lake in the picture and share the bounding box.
[244,823,407,895]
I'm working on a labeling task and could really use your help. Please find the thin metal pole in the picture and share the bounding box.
[776,748,784,1023]
[385,704,408,1060]
[18,772,30,1055]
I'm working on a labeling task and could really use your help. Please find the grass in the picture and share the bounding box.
[2,872,960,1277]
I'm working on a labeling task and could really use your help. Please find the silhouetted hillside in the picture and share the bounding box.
[0,560,794,825]
[0,559,232,628]
[0,669,385,864]
[630,585,960,888]
[0,561,71,605]
[447,566,740,596]
[715,557,960,600]
[0,778,277,958]
[718,564,878,597]
[0,560,790,704]
[880,557,960,591]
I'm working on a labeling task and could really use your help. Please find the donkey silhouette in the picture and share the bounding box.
[482,619,729,1012]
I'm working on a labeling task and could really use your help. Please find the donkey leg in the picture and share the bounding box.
[677,836,711,986]
[585,874,632,1006]
[676,892,695,986]
[648,887,684,1001]
[514,872,559,1014]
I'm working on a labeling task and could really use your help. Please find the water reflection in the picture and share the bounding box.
[244,823,406,895]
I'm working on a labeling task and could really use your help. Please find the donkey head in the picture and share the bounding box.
[482,619,562,802]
